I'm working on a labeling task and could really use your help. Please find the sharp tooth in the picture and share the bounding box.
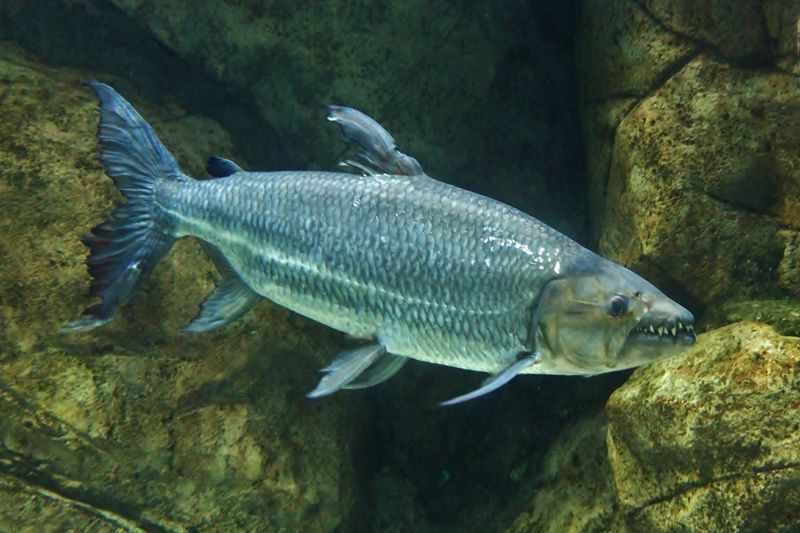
[670,326,677,336]
[657,326,664,336]
[649,325,656,334]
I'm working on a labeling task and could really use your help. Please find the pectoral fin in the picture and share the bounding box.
[181,242,258,333]
[307,344,387,398]
[439,353,541,407]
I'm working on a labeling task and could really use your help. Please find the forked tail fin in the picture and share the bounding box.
[62,82,185,333]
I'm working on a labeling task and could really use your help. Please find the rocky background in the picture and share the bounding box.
[0,1,799,532]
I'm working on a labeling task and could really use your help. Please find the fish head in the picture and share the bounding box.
[534,259,695,375]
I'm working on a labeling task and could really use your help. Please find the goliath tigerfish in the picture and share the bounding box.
[64,83,695,405]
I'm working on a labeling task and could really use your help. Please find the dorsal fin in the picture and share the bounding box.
[326,105,424,177]
[206,156,243,178]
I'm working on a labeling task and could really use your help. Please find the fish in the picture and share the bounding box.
[63,82,696,405]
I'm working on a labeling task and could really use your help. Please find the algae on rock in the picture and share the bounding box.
[0,44,363,531]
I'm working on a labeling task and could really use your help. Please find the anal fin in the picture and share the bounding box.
[181,242,258,333]
[439,353,540,407]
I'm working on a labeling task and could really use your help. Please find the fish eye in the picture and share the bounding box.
[608,295,629,317]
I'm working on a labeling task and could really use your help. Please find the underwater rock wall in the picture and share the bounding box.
[579,0,800,310]
[506,414,619,533]
[0,45,365,531]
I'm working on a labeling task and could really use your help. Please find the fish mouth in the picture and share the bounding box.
[630,316,696,345]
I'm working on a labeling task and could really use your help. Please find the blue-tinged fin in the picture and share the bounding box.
[439,353,541,407]
[326,105,424,176]
[344,352,408,390]
[181,242,259,333]
[307,344,386,398]
[206,156,243,178]
[62,82,184,333]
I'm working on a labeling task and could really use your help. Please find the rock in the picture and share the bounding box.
[778,229,800,299]
[641,0,800,71]
[0,476,130,532]
[597,54,798,308]
[764,1,800,75]
[505,413,619,533]
[578,0,697,101]
[642,1,770,60]
[507,322,800,532]
[702,298,800,337]
[606,322,800,531]
[578,0,698,242]
[0,44,362,531]
[579,0,800,312]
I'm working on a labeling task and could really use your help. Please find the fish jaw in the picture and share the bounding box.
[532,257,695,376]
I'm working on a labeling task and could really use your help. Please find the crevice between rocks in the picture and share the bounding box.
[0,475,151,533]
[598,99,637,224]
[632,0,711,52]
[588,39,703,238]
[632,0,776,70]
[628,461,800,517]
[0,378,109,456]
[585,44,705,105]
[703,190,784,223]
[643,45,705,97]
[0,451,174,533]
[0,384,177,532]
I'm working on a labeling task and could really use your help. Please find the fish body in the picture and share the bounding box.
[65,84,695,403]
[162,170,582,374]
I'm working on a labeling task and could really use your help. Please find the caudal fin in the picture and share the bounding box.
[62,83,185,333]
